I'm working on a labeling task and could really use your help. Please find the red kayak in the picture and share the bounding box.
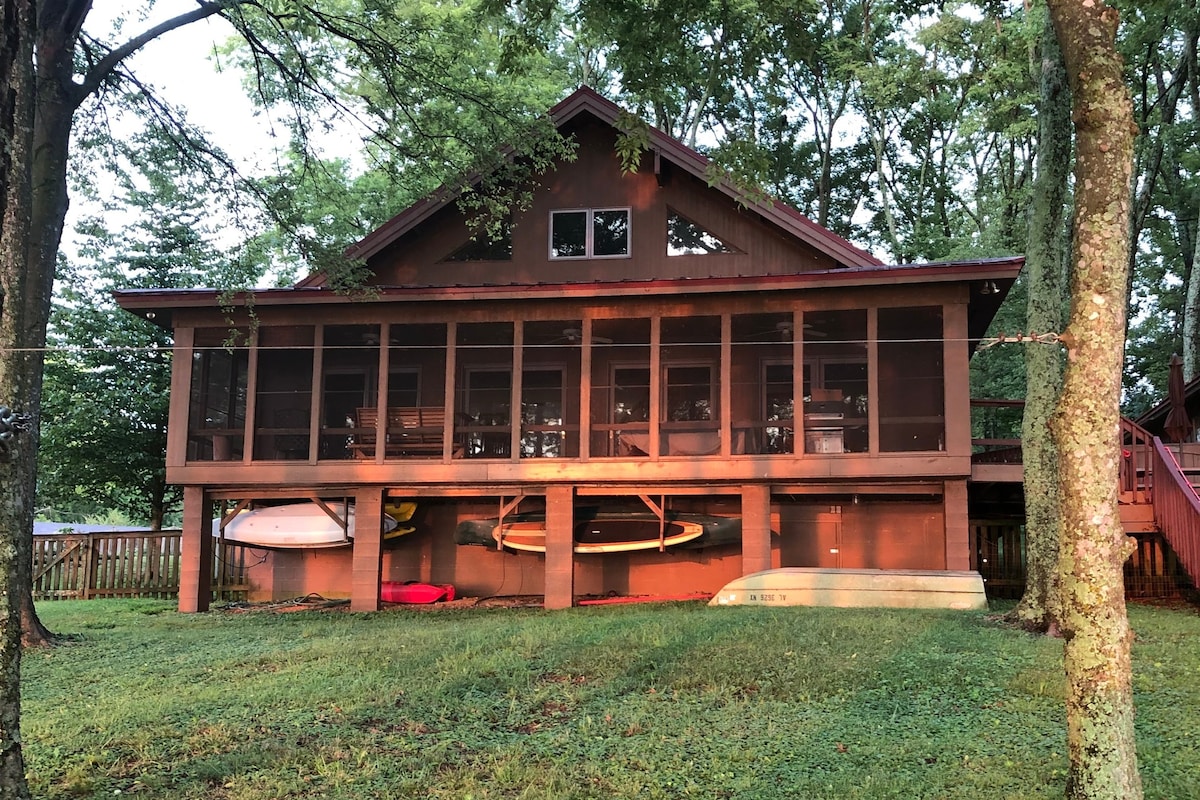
[381,581,456,604]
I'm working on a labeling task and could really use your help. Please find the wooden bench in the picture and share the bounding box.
[350,407,459,458]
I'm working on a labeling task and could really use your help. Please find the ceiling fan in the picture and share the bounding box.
[556,327,614,345]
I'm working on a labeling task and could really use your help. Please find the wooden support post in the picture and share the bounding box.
[351,489,385,612]
[179,486,214,613]
[544,485,575,609]
[944,479,970,570]
[741,484,772,575]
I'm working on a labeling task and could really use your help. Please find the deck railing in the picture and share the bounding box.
[1120,418,1155,505]
[33,530,249,601]
[1149,441,1200,588]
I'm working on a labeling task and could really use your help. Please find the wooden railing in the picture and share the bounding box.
[33,531,249,601]
[1120,418,1155,505]
[1149,440,1200,588]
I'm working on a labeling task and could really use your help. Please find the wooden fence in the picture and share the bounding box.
[971,520,1192,600]
[33,531,249,601]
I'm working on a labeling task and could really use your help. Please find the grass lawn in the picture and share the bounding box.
[21,598,1200,800]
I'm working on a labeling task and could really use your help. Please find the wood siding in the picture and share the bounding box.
[368,120,839,288]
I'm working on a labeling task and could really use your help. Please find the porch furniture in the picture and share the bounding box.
[350,407,460,458]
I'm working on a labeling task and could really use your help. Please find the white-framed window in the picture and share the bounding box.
[550,208,630,259]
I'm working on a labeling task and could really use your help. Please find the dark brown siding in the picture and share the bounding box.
[368,120,840,287]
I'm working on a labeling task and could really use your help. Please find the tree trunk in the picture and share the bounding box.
[1185,225,1200,381]
[0,0,37,794]
[1044,1,1143,798]
[1012,8,1070,633]
[8,22,82,649]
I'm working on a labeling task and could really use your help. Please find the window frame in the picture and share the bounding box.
[549,207,632,260]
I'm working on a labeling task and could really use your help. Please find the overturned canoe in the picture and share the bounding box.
[455,510,741,554]
[709,568,988,611]
[217,501,406,549]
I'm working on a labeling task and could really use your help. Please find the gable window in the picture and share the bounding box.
[667,211,736,255]
[444,219,513,261]
[550,208,630,258]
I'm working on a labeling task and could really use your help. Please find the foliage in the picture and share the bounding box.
[21,599,1200,800]
[39,130,259,529]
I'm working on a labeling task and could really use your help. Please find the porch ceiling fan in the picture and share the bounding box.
[555,327,614,345]
[750,320,825,341]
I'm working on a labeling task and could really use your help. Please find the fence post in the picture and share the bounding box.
[81,534,99,600]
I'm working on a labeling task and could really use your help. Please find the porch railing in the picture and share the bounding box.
[1120,418,1156,505]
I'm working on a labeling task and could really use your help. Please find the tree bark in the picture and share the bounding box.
[1185,224,1200,380]
[1012,8,1070,633]
[1044,1,1143,798]
[0,0,37,793]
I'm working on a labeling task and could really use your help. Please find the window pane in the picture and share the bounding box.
[668,212,734,255]
[879,306,944,452]
[319,325,378,461]
[187,327,249,462]
[593,209,629,256]
[551,211,587,257]
[802,310,867,454]
[456,323,513,458]
[254,326,314,460]
[732,312,793,454]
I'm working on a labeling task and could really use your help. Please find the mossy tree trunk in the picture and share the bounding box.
[0,0,37,794]
[1045,1,1142,798]
[1014,7,1071,633]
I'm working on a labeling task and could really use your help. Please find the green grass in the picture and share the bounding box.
[21,599,1200,800]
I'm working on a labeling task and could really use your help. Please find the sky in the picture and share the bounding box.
[88,3,282,171]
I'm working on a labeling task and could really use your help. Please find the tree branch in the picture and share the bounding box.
[75,0,247,104]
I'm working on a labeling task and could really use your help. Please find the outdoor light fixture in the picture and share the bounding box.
[980,280,998,295]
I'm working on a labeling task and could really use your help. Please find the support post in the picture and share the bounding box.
[179,486,214,613]
[351,488,385,612]
[544,485,575,609]
[741,484,772,575]
[944,479,970,570]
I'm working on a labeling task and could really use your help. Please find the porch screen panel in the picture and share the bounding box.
[187,327,249,462]
[878,306,945,451]
[733,313,794,455]
[661,315,721,456]
[386,323,447,459]
[253,326,315,460]
[590,318,650,457]
[455,322,513,458]
[319,325,379,460]
[803,310,867,454]
[521,321,582,458]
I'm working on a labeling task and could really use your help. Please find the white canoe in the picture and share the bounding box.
[216,501,403,549]
[709,568,988,611]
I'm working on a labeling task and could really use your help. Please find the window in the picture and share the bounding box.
[550,208,630,258]
[445,219,512,261]
[667,211,736,255]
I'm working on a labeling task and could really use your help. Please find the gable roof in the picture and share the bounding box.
[306,86,881,288]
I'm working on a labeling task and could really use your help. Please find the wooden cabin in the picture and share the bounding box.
[115,87,1024,611]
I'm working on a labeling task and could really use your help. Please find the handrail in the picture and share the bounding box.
[1120,417,1156,505]
[1150,439,1200,587]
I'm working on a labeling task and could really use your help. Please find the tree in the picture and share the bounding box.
[1011,7,1070,633]
[2,0,574,652]
[1045,0,1143,796]
[0,0,36,788]
[40,130,246,529]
